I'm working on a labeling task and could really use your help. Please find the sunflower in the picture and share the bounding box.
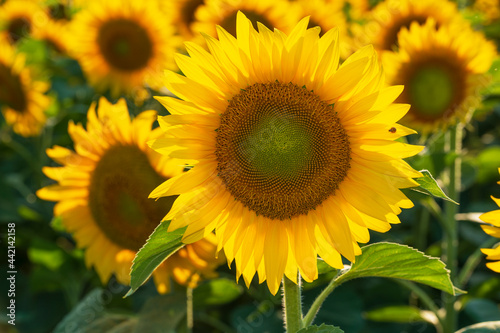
[296,0,352,59]
[351,0,464,52]
[479,169,500,273]
[0,41,50,137]
[473,0,500,23]
[192,0,300,39]
[69,0,179,98]
[32,19,69,54]
[149,12,423,295]
[37,98,223,293]
[382,20,496,133]
[164,0,207,42]
[0,0,49,44]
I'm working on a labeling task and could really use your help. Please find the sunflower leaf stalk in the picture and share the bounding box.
[283,276,304,332]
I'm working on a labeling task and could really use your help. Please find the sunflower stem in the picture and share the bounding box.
[187,287,193,333]
[442,124,462,333]
[302,269,344,327]
[283,275,303,332]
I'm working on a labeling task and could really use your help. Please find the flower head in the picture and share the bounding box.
[479,168,500,273]
[69,0,179,98]
[38,98,223,293]
[150,12,423,294]
[383,20,496,132]
[0,41,50,137]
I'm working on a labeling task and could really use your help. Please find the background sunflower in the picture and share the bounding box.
[37,98,223,293]
[69,0,179,99]
[0,40,50,137]
[382,20,497,132]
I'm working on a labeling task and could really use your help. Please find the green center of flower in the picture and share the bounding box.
[7,17,30,44]
[408,65,455,116]
[220,10,274,37]
[240,115,313,179]
[97,19,153,71]
[216,82,351,220]
[88,145,176,251]
[0,63,28,112]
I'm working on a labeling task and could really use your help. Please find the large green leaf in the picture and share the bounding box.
[336,242,455,295]
[193,278,243,308]
[410,170,458,204]
[364,305,428,323]
[53,289,106,333]
[455,321,500,333]
[126,221,186,297]
[134,294,186,333]
[297,324,344,333]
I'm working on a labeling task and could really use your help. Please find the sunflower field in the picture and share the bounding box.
[2,0,500,332]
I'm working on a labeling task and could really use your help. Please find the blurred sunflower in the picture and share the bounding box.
[70,0,179,98]
[0,0,49,44]
[0,41,49,137]
[166,0,207,42]
[32,19,69,54]
[193,0,299,38]
[352,0,463,52]
[149,12,423,294]
[296,0,352,59]
[473,0,500,23]
[383,20,496,132]
[479,168,500,273]
[37,98,223,293]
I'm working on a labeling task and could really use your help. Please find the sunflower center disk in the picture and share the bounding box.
[0,63,27,112]
[97,19,153,71]
[216,82,351,220]
[220,11,273,37]
[408,65,456,117]
[384,16,428,51]
[8,17,30,43]
[88,145,176,250]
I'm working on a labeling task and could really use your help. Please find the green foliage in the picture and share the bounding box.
[364,306,428,323]
[336,242,456,295]
[297,324,345,333]
[134,294,187,333]
[127,221,186,296]
[193,278,243,308]
[411,170,459,204]
[53,289,107,333]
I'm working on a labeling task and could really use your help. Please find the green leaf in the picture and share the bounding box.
[79,315,132,333]
[317,258,337,275]
[464,299,500,322]
[455,321,500,333]
[476,147,500,184]
[53,289,105,333]
[336,242,456,295]
[134,294,186,333]
[126,221,186,297]
[410,170,458,204]
[364,305,427,323]
[297,324,344,333]
[193,278,243,308]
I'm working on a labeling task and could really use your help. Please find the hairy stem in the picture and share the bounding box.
[283,275,303,332]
